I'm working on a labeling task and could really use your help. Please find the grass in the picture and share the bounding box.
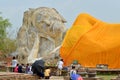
[97,74,117,80]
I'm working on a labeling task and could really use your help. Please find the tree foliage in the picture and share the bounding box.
[0,15,11,38]
[0,13,16,57]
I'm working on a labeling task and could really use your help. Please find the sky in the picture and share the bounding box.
[0,0,120,38]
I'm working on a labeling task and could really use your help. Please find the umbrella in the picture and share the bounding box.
[32,59,45,76]
[33,59,45,67]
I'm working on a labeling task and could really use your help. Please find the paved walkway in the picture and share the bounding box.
[0,72,66,80]
[49,76,65,80]
[0,72,36,80]
[0,72,104,80]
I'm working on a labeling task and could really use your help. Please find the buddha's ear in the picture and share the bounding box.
[52,8,67,23]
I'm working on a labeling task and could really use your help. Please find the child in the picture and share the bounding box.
[70,66,77,75]
[70,66,83,80]
[70,66,77,80]
[44,66,51,79]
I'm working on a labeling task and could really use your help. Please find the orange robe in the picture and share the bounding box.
[60,13,120,69]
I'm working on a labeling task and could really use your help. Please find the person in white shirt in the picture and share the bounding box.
[57,59,64,76]
[11,56,18,72]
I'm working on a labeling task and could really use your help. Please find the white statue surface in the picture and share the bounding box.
[16,7,66,63]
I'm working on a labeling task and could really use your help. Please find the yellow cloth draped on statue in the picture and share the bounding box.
[60,13,120,69]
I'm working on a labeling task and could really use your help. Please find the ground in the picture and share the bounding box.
[97,74,117,80]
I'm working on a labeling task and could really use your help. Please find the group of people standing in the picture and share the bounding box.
[11,56,83,80]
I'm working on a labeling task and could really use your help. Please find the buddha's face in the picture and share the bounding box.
[32,7,66,38]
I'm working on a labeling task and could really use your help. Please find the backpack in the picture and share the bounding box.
[14,66,18,72]
[70,70,76,80]
[70,70,76,75]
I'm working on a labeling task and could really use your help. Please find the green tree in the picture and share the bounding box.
[0,13,16,57]
[0,15,11,38]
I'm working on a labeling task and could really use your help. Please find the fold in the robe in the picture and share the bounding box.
[60,13,120,69]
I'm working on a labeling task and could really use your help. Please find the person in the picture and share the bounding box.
[27,63,33,74]
[18,63,24,73]
[44,66,51,79]
[18,64,22,73]
[56,59,64,76]
[70,66,77,78]
[22,64,26,73]
[70,73,83,80]
[70,66,83,80]
[25,63,29,73]
[11,56,18,72]
[14,64,19,72]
